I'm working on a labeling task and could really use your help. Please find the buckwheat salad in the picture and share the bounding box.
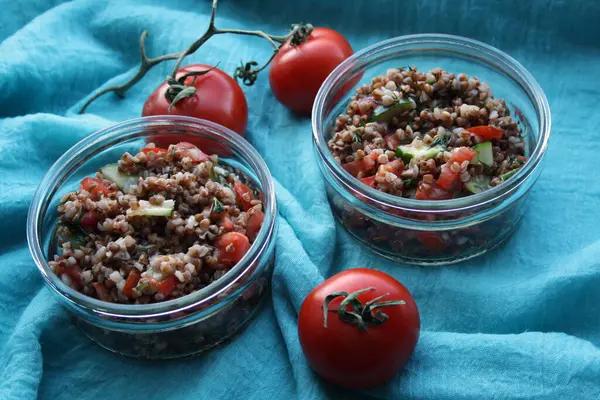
[49,142,265,304]
[328,66,527,200]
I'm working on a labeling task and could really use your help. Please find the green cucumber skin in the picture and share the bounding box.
[472,142,494,167]
[372,98,414,123]
[501,168,520,181]
[99,164,138,193]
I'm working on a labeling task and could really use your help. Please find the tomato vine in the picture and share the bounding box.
[78,0,311,113]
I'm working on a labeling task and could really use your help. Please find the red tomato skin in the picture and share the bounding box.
[449,147,476,164]
[359,176,377,188]
[234,183,254,211]
[80,211,99,231]
[143,64,248,136]
[436,164,460,190]
[467,125,504,140]
[269,28,354,116]
[298,269,420,389]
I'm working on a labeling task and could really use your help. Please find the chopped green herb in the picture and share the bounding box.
[402,178,417,188]
[430,134,451,148]
[212,197,225,214]
[358,120,366,127]
[353,133,362,144]
[135,281,148,293]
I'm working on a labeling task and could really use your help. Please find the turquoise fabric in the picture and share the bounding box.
[1,0,600,398]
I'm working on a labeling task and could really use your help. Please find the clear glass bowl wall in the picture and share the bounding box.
[27,116,278,358]
[313,34,551,265]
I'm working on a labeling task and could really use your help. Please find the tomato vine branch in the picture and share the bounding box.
[78,0,300,114]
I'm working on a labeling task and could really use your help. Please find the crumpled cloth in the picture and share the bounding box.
[1,0,600,399]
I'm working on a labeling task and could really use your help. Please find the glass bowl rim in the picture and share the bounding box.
[26,116,277,319]
[312,33,551,213]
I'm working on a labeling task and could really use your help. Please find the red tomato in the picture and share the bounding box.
[218,216,234,233]
[436,164,460,190]
[246,209,264,241]
[379,159,404,175]
[92,282,111,302]
[359,176,377,188]
[342,153,378,177]
[143,64,248,136]
[269,28,355,115]
[157,275,179,297]
[80,211,100,231]
[234,183,254,211]
[123,269,141,297]
[173,142,210,163]
[59,265,84,290]
[140,147,168,157]
[416,182,452,200]
[298,268,420,389]
[416,232,447,250]
[80,177,112,200]
[467,125,504,140]
[214,232,251,265]
[449,147,476,164]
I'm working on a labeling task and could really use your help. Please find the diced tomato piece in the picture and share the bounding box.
[516,155,527,163]
[214,232,251,265]
[388,159,404,174]
[416,232,447,250]
[384,134,400,151]
[467,125,504,140]
[449,147,476,164]
[246,209,264,242]
[80,177,113,200]
[140,147,168,157]
[80,211,100,231]
[63,265,84,290]
[359,176,377,188]
[218,215,235,233]
[174,142,210,163]
[416,182,453,200]
[342,153,378,177]
[234,183,254,211]
[437,164,460,190]
[157,275,179,297]
[92,282,112,302]
[122,269,141,297]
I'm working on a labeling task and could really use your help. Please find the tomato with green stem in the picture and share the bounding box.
[298,268,420,389]
[269,28,355,116]
[143,64,247,153]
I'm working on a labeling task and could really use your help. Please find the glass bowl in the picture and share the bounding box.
[312,34,551,265]
[27,116,278,358]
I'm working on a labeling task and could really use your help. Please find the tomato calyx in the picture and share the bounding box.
[164,64,220,111]
[323,287,406,331]
[289,23,314,46]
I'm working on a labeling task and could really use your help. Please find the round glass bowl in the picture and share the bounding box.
[312,34,551,265]
[27,116,278,358]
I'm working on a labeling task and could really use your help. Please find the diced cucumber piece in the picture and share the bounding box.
[372,98,415,123]
[396,143,444,162]
[128,200,175,217]
[99,164,139,193]
[472,142,494,167]
[465,175,491,194]
[501,168,521,181]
